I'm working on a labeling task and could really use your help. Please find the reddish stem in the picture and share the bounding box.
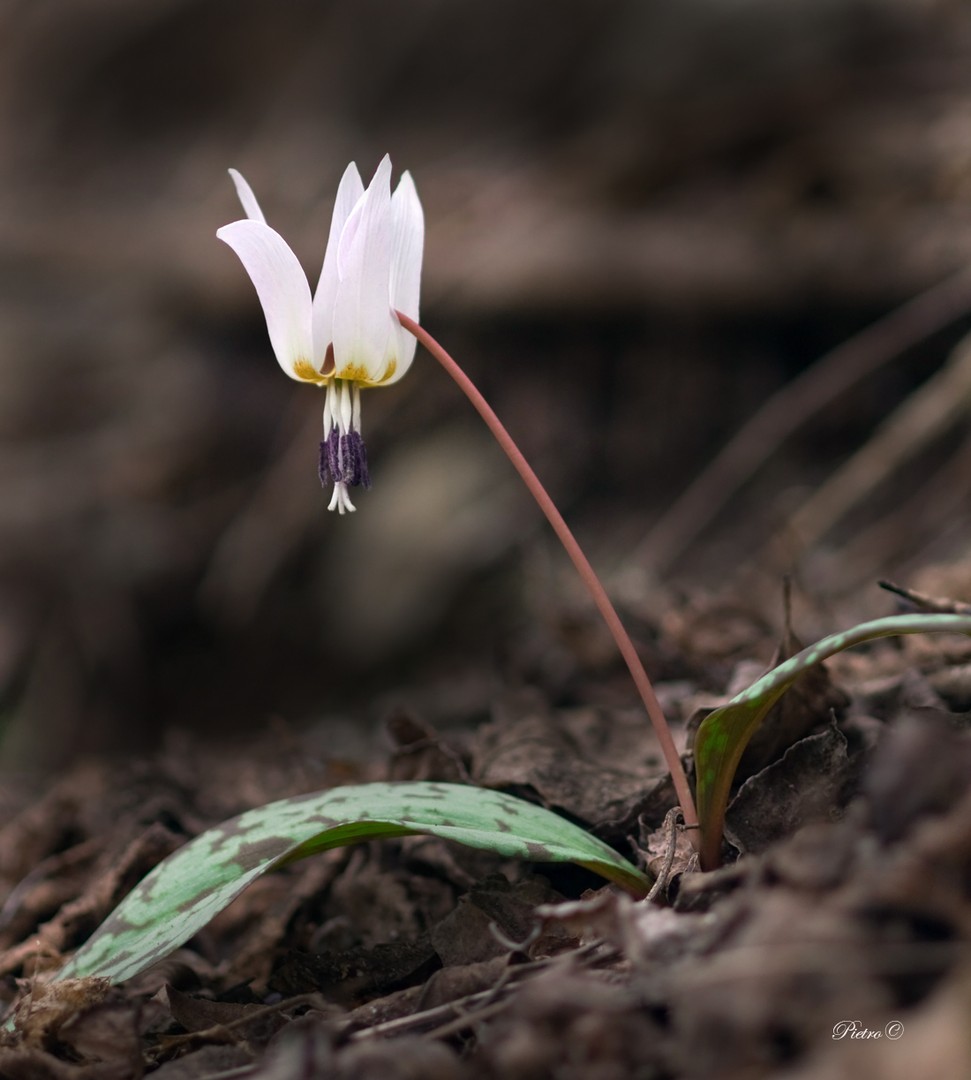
[397,311,698,840]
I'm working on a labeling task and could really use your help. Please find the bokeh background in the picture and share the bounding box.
[2,0,971,772]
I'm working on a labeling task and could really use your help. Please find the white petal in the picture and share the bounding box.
[382,170,424,383]
[331,156,396,383]
[227,168,267,225]
[312,162,364,369]
[381,317,416,387]
[217,219,317,382]
[389,171,423,321]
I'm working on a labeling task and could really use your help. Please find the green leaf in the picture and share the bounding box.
[57,781,650,984]
[694,613,971,870]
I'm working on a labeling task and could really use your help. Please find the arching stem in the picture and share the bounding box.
[397,311,698,842]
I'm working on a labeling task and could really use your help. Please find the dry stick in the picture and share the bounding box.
[780,330,971,554]
[639,270,971,575]
[839,437,971,584]
[397,311,698,840]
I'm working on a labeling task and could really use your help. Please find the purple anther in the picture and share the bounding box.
[340,430,371,489]
[317,439,330,488]
[327,427,342,481]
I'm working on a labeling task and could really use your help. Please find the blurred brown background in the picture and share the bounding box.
[2,0,971,771]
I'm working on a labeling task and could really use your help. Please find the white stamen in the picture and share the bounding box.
[352,383,362,432]
[338,378,353,432]
[322,382,334,436]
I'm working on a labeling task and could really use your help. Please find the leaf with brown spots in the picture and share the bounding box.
[49,782,649,989]
[694,613,971,870]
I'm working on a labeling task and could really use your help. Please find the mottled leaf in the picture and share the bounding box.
[695,613,971,870]
[56,782,650,985]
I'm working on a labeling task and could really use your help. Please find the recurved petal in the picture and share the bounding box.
[312,161,365,370]
[217,219,317,382]
[389,171,424,322]
[382,171,424,382]
[331,156,396,382]
[227,168,267,225]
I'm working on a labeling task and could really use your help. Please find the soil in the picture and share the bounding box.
[2,578,971,1079]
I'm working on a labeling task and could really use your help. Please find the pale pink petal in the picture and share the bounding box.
[331,156,396,383]
[227,169,267,225]
[217,220,316,381]
[311,162,364,368]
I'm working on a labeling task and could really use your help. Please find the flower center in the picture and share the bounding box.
[318,379,370,514]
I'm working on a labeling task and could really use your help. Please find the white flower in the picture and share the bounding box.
[217,155,424,513]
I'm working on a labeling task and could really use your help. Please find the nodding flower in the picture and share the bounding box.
[217,155,423,513]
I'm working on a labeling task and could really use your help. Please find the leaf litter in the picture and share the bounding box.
[2,581,971,1078]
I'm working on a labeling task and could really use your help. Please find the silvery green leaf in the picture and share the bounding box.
[58,781,650,985]
[695,613,971,869]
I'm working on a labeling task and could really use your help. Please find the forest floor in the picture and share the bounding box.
[2,563,970,1080]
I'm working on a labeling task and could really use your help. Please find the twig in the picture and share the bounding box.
[778,330,971,554]
[878,580,971,616]
[646,807,684,903]
[639,271,971,574]
[155,992,327,1053]
[346,940,618,1043]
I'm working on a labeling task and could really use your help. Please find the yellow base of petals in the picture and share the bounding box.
[292,358,329,385]
[337,359,396,387]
